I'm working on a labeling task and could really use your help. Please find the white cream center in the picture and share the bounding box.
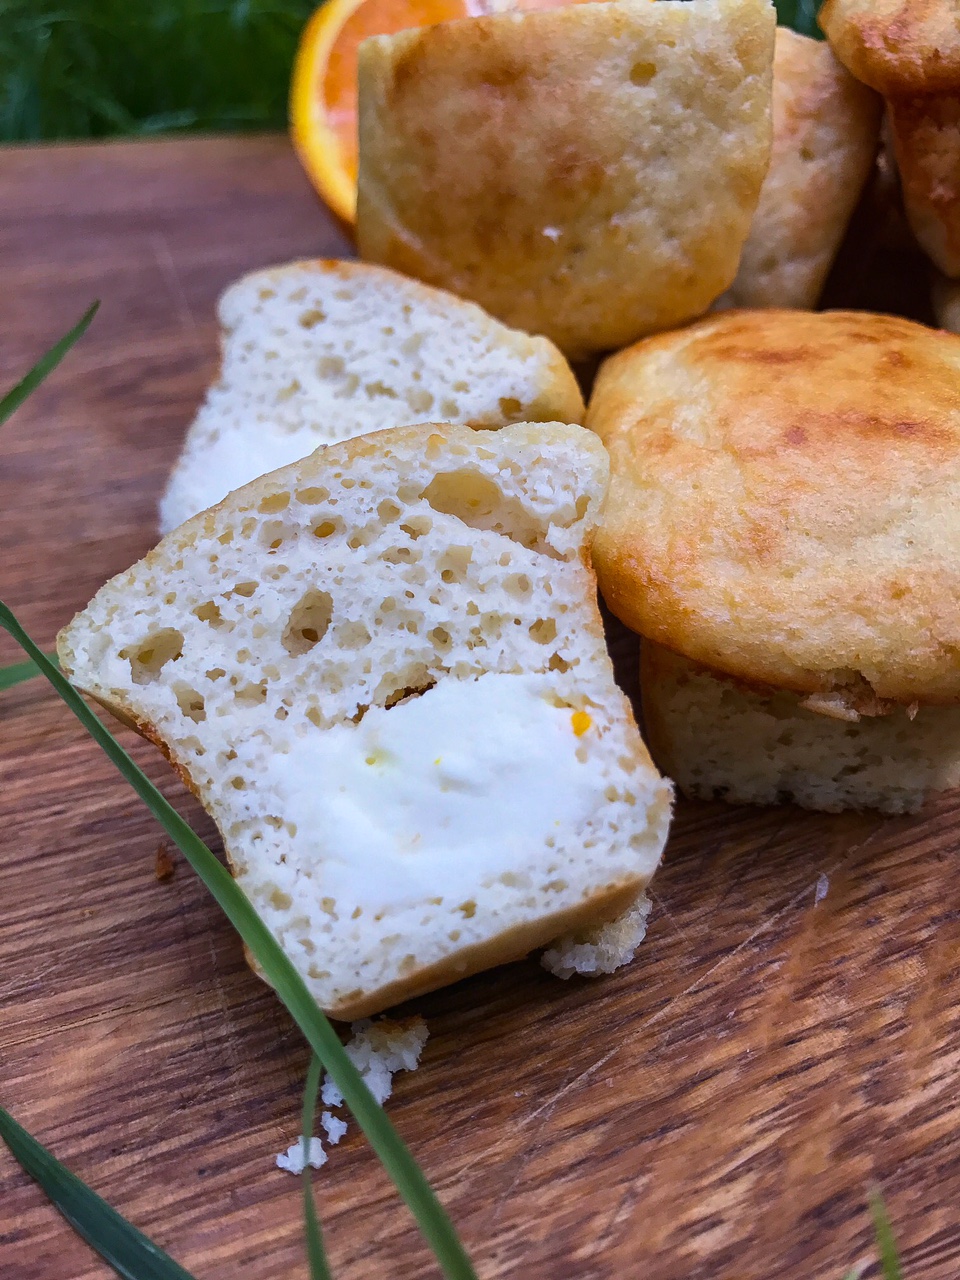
[253,673,603,911]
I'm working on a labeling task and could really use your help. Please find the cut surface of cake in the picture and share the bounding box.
[62,422,672,1018]
[642,642,960,815]
[159,259,584,533]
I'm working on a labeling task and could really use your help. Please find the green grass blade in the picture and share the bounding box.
[0,301,99,427]
[0,604,477,1280]
[0,651,57,690]
[0,657,40,689]
[0,649,58,690]
[301,1056,331,1280]
[0,4,313,144]
[0,1107,197,1280]
[869,1193,903,1280]
[774,0,795,24]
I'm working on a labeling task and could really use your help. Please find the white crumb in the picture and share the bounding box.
[321,1016,429,1108]
[541,894,653,979]
[276,1136,327,1175]
[815,873,829,905]
[321,1076,343,1109]
[277,1018,426,1173]
[321,1112,348,1146]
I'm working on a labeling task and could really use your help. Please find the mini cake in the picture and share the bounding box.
[357,0,775,357]
[61,422,673,1016]
[820,0,960,277]
[588,308,960,811]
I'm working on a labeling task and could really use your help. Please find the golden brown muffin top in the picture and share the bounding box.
[819,0,960,95]
[589,308,960,708]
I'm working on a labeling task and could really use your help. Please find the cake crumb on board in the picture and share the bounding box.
[275,1016,428,1174]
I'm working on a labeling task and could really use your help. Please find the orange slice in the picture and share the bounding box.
[290,0,473,226]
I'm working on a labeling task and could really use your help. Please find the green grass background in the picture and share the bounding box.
[0,0,820,144]
[0,1,315,141]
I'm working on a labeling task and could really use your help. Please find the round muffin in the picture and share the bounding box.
[588,309,960,708]
[819,0,960,95]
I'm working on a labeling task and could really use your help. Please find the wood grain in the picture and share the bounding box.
[3,135,960,1280]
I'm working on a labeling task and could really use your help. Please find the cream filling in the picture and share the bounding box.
[252,672,604,913]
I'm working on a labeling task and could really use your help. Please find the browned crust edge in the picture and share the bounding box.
[251,875,648,1022]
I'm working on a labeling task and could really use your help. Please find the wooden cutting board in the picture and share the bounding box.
[3,134,960,1280]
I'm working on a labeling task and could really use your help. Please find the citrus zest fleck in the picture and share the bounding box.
[571,710,592,737]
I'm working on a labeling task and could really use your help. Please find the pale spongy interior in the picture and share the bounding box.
[644,643,960,814]
[159,261,579,533]
[65,423,670,1013]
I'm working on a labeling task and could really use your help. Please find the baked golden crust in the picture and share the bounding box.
[589,309,960,706]
[720,28,881,309]
[357,0,775,359]
[819,0,960,95]
[302,878,647,1020]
